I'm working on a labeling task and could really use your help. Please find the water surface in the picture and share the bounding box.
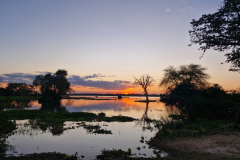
[6,97,178,159]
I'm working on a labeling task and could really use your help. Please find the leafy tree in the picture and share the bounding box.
[225,48,240,71]
[159,64,210,91]
[5,83,34,96]
[134,75,154,102]
[160,82,240,121]
[33,69,71,98]
[189,0,240,71]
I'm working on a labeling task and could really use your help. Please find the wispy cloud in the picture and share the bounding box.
[0,76,3,82]
[166,8,170,12]
[68,75,136,90]
[0,72,136,90]
[1,73,37,84]
[83,73,105,79]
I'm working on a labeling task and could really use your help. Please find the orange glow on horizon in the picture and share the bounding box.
[70,85,165,94]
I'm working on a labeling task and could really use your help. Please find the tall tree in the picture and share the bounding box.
[189,0,240,71]
[33,69,71,98]
[159,64,210,91]
[134,75,154,102]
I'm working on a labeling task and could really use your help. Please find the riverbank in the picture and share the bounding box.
[150,130,240,160]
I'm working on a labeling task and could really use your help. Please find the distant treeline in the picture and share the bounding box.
[0,69,71,98]
[0,83,38,96]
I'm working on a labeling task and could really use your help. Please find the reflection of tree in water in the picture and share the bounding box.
[165,104,180,116]
[5,100,34,109]
[13,120,65,136]
[136,102,181,131]
[136,102,155,131]
[38,98,66,112]
[64,99,74,106]
[159,104,180,124]
[29,119,65,136]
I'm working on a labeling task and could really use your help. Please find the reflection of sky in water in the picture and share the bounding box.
[25,97,176,120]
[6,97,178,159]
[7,121,167,159]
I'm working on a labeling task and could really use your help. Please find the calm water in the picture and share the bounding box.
[6,97,178,159]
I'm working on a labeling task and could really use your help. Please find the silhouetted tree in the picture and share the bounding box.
[134,75,154,102]
[33,69,71,99]
[5,83,34,96]
[225,48,240,72]
[159,64,210,92]
[189,0,240,71]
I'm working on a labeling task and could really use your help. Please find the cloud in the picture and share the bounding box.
[68,75,136,90]
[1,73,37,84]
[188,7,192,9]
[166,8,170,12]
[0,76,3,82]
[35,71,53,74]
[0,72,136,90]
[83,74,105,79]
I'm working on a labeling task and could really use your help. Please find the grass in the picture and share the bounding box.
[0,152,72,160]
[93,129,112,134]
[97,148,131,159]
[5,110,136,122]
[152,117,235,140]
[147,116,240,160]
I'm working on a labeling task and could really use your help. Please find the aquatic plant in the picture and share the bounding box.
[98,112,106,117]
[93,129,112,134]
[64,152,78,160]
[140,136,144,143]
[100,148,131,159]
[6,110,136,122]
[0,140,8,154]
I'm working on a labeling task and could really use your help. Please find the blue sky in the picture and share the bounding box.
[0,0,239,93]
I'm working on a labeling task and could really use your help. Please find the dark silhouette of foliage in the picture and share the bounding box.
[225,48,240,72]
[134,75,154,102]
[38,98,66,112]
[161,83,240,123]
[189,0,240,71]
[3,83,34,96]
[0,101,16,153]
[159,64,210,92]
[33,69,71,99]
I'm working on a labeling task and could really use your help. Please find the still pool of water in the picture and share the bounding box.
[5,97,178,159]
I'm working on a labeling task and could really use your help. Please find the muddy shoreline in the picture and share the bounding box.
[149,131,240,160]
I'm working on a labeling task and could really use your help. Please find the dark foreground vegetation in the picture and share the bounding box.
[6,110,135,122]
[1,152,71,160]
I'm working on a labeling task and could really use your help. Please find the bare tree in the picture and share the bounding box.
[134,75,155,102]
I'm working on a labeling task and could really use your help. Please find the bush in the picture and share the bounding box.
[98,112,106,117]
[161,83,240,123]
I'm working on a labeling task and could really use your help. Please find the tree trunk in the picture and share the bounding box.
[144,89,149,102]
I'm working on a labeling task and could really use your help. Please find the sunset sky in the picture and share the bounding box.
[0,0,239,94]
